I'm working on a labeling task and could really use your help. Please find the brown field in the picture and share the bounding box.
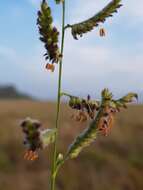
[0,100,143,190]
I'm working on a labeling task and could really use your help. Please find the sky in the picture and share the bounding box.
[0,0,143,101]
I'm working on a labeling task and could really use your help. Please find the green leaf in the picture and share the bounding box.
[67,0,122,39]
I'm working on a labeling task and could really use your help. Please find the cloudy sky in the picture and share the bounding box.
[0,0,143,100]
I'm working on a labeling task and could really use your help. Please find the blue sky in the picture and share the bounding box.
[0,0,143,100]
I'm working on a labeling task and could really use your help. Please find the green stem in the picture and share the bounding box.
[50,1,66,190]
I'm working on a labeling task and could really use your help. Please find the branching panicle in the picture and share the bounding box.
[65,89,137,159]
[37,0,61,70]
[66,0,122,39]
[65,89,112,159]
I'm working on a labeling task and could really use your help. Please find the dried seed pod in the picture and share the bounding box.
[37,0,61,70]
[66,0,122,39]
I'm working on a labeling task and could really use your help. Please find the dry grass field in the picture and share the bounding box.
[0,100,143,190]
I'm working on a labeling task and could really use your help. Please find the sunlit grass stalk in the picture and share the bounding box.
[50,1,66,190]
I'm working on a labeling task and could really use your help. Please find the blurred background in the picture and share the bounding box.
[0,0,143,190]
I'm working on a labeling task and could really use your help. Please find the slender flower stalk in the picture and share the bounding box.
[50,1,66,190]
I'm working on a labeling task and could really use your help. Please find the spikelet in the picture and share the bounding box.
[37,0,61,68]
[65,89,113,159]
[20,118,56,160]
[68,95,100,120]
[114,93,138,110]
[66,0,122,39]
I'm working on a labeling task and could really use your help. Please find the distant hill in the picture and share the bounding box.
[0,85,32,99]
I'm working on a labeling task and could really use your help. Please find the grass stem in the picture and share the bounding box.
[50,1,66,190]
